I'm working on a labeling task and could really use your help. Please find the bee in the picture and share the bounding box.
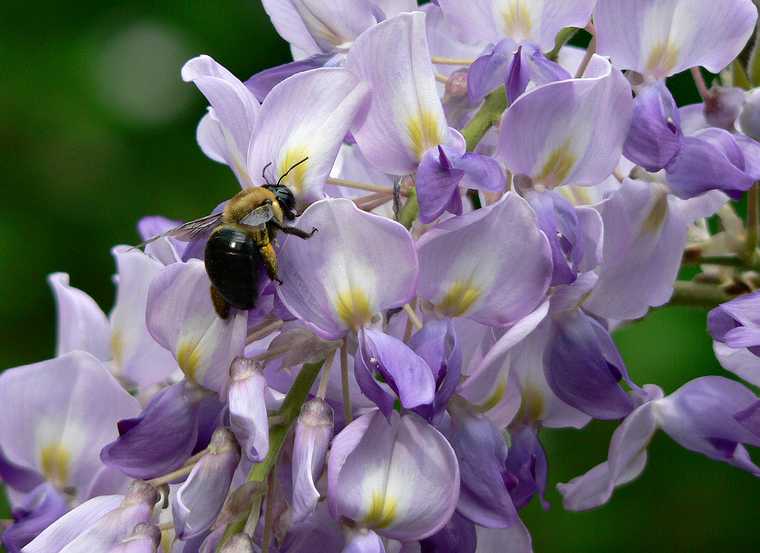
[140,158,316,319]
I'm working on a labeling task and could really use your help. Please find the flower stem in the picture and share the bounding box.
[217,359,325,551]
[574,34,596,78]
[431,55,474,66]
[341,337,352,424]
[261,468,277,553]
[547,27,580,61]
[403,303,423,331]
[669,281,733,309]
[745,184,759,263]
[461,88,508,153]
[316,348,338,400]
[146,456,203,487]
[327,177,397,195]
[691,67,711,102]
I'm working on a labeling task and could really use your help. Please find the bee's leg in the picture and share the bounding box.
[260,242,283,285]
[271,220,318,240]
[210,286,231,319]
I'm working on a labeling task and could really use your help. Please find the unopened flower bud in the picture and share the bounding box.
[444,69,468,101]
[172,428,241,540]
[291,399,334,523]
[228,357,270,463]
[219,533,258,553]
[739,88,760,142]
[704,86,745,130]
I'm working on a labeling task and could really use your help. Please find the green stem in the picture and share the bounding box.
[749,16,760,86]
[461,88,508,153]
[669,281,733,309]
[216,359,324,550]
[745,184,759,263]
[682,255,747,268]
[547,27,580,61]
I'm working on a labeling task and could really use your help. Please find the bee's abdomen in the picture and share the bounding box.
[204,225,262,310]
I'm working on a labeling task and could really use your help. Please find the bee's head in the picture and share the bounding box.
[263,184,297,220]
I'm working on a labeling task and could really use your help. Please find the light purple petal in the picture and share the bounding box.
[417,192,552,326]
[173,429,240,540]
[291,399,334,523]
[346,12,448,174]
[343,529,386,553]
[146,259,248,394]
[182,55,261,186]
[356,329,436,416]
[261,0,321,55]
[3,484,68,553]
[48,273,110,361]
[666,128,759,199]
[658,376,760,474]
[416,146,466,224]
[22,495,124,553]
[436,0,502,45]
[585,178,726,320]
[100,381,209,480]
[475,519,533,553]
[330,410,460,541]
[713,342,760,388]
[244,53,334,102]
[247,68,369,203]
[53,483,157,553]
[458,301,550,427]
[545,310,634,420]
[277,198,418,340]
[623,82,682,172]
[228,358,270,463]
[499,55,633,188]
[0,352,139,501]
[442,404,517,528]
[468,40,516,105]
[594,0,758,79]
[558,386,663,511]
[110,247,180,389]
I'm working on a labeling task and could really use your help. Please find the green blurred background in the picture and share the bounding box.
[0,2,756,552]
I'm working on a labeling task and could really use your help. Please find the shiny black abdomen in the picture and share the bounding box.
[204,225,262,310]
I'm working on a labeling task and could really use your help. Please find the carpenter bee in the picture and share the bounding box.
[140,158,316,319]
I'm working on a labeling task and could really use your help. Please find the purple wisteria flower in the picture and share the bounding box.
[7,2,760,552]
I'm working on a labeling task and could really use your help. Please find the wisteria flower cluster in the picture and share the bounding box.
[5,1,760,552]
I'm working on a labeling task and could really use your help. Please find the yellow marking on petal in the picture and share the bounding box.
[177,340,202,383]
[41,444,71,488]
[364,491,397,529]
[111,331,124,368]
[645,42,680,80]
[473,376,507,414]
[407,110,444,161]
[517,384,545,423]
[278,148,310,194]
[438,280,482,318]
[641,190,668,235]
[535,143,577,188]
[501,0,533,43]
[336,288,373,331]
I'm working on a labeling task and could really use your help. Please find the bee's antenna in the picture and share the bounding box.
[262,162,274,185]
[277,157,309,186]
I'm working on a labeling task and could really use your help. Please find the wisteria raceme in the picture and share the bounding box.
[7,1,760,552]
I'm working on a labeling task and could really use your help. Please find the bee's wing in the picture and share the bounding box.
[135,212,224,248]
[240,204,275,227]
